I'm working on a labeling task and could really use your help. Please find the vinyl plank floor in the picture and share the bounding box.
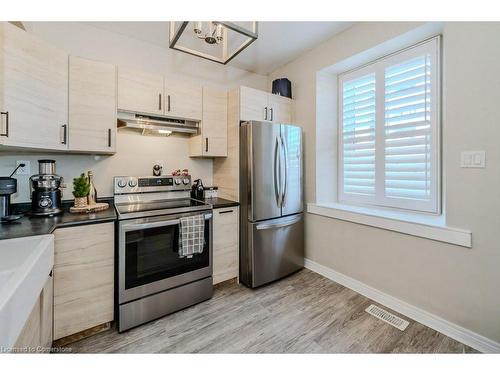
[65,269,479,354]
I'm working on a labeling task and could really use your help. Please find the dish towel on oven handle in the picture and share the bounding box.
[178,214,205,258]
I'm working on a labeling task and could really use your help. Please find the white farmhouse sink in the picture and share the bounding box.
[0,235,54,349]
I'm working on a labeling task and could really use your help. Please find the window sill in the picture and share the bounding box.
[307,203,472,248]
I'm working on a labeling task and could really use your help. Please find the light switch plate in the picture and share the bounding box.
[461,151,486,168]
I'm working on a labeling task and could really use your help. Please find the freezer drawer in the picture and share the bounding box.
[245,213,304,288]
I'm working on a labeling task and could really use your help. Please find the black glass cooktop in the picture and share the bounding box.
[115,198,210,219]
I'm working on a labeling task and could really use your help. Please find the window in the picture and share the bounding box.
[338,37,440,213]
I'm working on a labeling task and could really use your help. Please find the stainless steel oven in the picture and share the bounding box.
[118,210,212,304]
[114,175,214,332]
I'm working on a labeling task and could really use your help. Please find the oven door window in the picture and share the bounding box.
[124,221,209,290]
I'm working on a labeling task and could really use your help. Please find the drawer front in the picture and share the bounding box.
[53,222,114,340]
[213,207,238,226]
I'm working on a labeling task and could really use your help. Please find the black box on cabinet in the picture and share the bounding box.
[272,78,292,99]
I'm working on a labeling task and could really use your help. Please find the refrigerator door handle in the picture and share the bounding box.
[274,135,281,207]
[280,133,288,207]
[255,215,302,230]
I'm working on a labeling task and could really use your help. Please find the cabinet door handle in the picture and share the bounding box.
[0,111,8,137]
[159,93,162,111]
[108,128,112,147]
[205,137,209,153]
[61,124,67,145]
[264,106,268,120]
[219,209,234,214]
[167,95,171,112]
[270,107,274,121]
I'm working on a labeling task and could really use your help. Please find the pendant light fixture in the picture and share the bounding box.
[169,21,258,65]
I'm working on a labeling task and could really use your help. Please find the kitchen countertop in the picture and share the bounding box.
[0,198,238,241]
[0,199,117,241]
[201,197,240,209]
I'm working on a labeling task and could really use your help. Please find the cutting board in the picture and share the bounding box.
[69,202,109,214]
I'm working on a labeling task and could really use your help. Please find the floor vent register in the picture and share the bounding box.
[365,304,410,331]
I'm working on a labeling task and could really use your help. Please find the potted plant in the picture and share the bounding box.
[72,173,90,208]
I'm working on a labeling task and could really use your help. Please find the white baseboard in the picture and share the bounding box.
[304,258,500,353]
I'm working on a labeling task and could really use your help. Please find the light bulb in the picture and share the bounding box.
[216,23,223,43]
[193,21,202,35]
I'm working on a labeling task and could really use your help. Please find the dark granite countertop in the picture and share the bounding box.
[0,197,238,241]
[0,199,117,241]
[201,197,240,209]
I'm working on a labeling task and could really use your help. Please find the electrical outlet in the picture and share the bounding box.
[16,160,30,175]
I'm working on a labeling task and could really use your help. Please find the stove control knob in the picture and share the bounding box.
[174,178,181,185]
[117,180,127,188]
[182,178,190,185]
[128,180,137,188]
[39,197,52,208]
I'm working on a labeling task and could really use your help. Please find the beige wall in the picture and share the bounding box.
[269,22,500,343]
[0,22,267,202]
[0,130,213,203]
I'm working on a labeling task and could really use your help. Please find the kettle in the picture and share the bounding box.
[191,179,204,200]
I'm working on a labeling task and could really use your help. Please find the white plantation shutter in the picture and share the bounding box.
[339,37,440,213]
[342,73,376,198]
[384,55,432,202]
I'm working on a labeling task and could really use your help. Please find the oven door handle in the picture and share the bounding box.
[122,219,179,231]
[121,213,212,231]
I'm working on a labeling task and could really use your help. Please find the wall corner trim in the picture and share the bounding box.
[304,258,500,353]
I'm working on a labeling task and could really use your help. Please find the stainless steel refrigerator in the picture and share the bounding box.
[240,120,304,288]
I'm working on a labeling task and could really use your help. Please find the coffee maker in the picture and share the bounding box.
[0,177,17,220]
[0,163,26,221]
[30,159,64,216]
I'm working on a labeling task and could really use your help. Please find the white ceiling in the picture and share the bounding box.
[86,22,353,75]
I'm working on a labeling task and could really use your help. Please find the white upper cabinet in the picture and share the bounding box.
[0,22,69,150]
[190,87,227,157]
[117,66,164,115]
[240,86,293,123]
[202,87,227,157]
[240,86,268,121]
[117,69,202,121]
[268,94,292,124]
[164,78,202,121]
[69,56,117,153]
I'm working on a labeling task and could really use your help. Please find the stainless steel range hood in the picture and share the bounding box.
[117,111,199,135]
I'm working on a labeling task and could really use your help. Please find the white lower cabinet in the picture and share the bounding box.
[53,222,114,340]
[212,206,239,284]
[40,272,53,349]
[14,273,53,352]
